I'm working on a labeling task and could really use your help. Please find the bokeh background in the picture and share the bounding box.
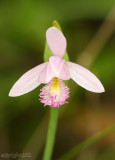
[0,0,115,160]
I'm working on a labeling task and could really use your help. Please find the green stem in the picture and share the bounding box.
[43,107,59,160]
[43,20,68,160]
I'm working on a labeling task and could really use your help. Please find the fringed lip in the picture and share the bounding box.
[40,77,69,108]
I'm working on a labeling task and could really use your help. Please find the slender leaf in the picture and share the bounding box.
[58,125,115,160]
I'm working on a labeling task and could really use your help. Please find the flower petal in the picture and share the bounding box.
[38,63,54,83]
[67,62,105,93]
[49,56,70,80]
[9,62,48,97]
[46,27,66,57]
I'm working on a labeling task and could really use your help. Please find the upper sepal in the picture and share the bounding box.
[46,27,67,58]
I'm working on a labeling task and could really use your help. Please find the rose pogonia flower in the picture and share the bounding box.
[9,27,105,107]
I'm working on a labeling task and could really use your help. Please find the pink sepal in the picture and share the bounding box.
[67,62,105,93]
[46,27,66,57]
[9,62,48,97]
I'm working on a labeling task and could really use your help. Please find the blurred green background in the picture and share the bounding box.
[0,0,115,159]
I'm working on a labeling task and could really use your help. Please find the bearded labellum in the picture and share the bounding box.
[40,77,69,108]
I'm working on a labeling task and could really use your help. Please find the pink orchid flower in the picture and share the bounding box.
[9,27,105,107]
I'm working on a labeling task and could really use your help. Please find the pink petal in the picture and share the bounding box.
[49,56,70,80]
[46,27,67,57]
[9,62,48,97]
[67,62,105,93]
[38,63,54,83]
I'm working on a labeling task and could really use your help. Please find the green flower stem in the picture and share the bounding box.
[43,108,59,160]
[43,20,68,160]
[58,124,115,160]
